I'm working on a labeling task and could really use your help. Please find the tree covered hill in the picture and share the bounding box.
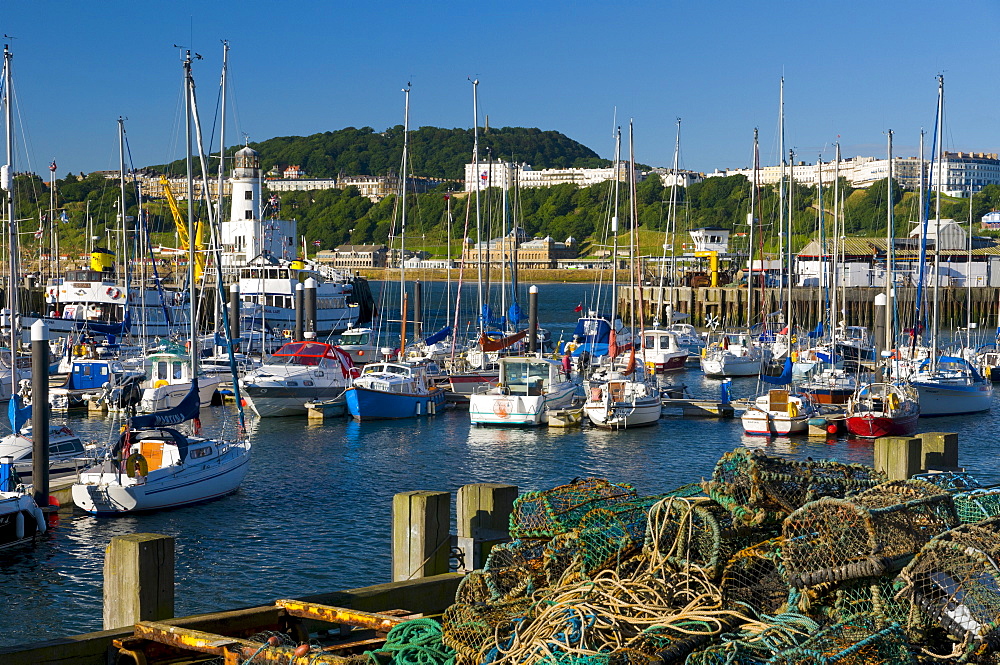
[153,126,611,180]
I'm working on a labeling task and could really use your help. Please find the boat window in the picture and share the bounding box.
[190,447,212,459]
[173,363,184,380]
[156,361,168,379]
[52,439,84,454]
[660,337,671,350]
[644,336,655,349]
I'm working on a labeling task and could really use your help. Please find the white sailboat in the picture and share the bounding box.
[73,49,252,515]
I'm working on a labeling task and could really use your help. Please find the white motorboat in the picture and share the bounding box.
[909,356,992,416]
[240,341,356,417]
[469,356,577,426]
[138,351,221,412]
[639,328,688,373]
[0,423,98,473]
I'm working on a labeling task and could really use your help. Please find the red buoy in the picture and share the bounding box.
[826,423,839,435]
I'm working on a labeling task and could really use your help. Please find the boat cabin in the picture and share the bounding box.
[357,362,434,393]
[148,353,192,386]
[268,342,347,369]
[498,357,561,396]
[642,330,682,353]
[338,329,372,346]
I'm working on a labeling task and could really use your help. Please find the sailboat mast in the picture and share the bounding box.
[3,44,16,398]
[831,142,840,350]
[611,127,621,326]
[817,154,826,335]
[184,51,198,375]
[445,191,452,334]
[471,79,483,360]
[786,148,794,337]
[217,41,228,239]
[932,74,944,363]
[777,78,786,318]
[118,117,130,300]
[747,128,758,327]
[400,83,410,345]
[885,130,894,355]
[668,118,680,291]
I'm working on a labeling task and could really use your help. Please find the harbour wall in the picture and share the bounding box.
[621,285,1000,331]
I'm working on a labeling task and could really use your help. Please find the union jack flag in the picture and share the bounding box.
[312,240,321,247]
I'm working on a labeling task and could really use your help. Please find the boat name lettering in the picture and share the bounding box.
[72,283,92,288]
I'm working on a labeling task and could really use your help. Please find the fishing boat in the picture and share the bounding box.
[740,388,816,436]
[798,367,863,405]
[49,356,144,411]
[469,356,576,426]
[240,341,356,417]
[345,361,446,420]
[845,382,920,438]
[0,456,46,549]
[337,326,379,365]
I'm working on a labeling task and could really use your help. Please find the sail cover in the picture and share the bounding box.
[130,378,201,429]
[479,330,527,352]
[423,326,451,346]
[761,357,793,385]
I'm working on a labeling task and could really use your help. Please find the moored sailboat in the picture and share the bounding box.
[845,382,920,438]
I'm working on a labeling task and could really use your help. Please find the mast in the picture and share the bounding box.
[471,78,484,366]
[747,128,758,327]
[216,41,228,242]
[777,78,786,318]
[885,130,894,356]
[445,191,452,336]
[184,50,198,375]
[3,44,16,397]
[831,142,840,352]
[786,147,794,338]
[668,118,681,291]
[817,153,826,336]
[932,74,944,364]
[610,127,621,327]
[400,83,410,346]
[119,117,129,301]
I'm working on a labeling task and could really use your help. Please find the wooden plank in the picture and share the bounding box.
[391,491,451,582]
[103,533,174,630]
[274,600,404,631]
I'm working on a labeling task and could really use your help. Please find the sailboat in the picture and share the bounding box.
[344,84,447,421]
[73,49,252,515]
[583,122,661,429]
[908,75,992,416]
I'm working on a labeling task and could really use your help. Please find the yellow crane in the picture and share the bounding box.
[160,176,205,281]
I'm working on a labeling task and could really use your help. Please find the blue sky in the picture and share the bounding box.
[3,1,1000,178]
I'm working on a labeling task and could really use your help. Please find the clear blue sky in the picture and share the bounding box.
[3,1,1000,179]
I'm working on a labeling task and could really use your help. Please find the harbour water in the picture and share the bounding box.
[2,281,999,647]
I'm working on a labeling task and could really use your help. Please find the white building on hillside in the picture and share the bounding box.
[929,152,1000,198]
[464,160,642,192]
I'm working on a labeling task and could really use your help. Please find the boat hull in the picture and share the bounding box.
[139,376,221,413]
[71,446,251,515]
[0,494,46,549]
[846,413,920,438]
[741,411,810,436]
[242,385,347,418]
[701,355,760,378]
[584,396,661,429]
[345,386,446,421]
[469,383,576,426]
[912,381,993,416]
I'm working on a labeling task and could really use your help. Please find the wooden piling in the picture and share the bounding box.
[917,432,960,472]
[103,533,175,630]
[455,483,517,571]
[873,436,923,481]
[392,491,450,582]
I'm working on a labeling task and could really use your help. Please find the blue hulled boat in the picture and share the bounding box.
[344,361,446,421]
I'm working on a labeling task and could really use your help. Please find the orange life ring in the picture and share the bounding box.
[106,287,122,299]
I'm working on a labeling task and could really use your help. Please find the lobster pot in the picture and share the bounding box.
[686,613,820,665]
[898,517,1000,650]
[645,496,777,581]
[720,537,795,615]
[816,576,910,629]
[765,621,914,665]
[703,448,887,528]
[508,478,636,539]
[479,539,549,602]
[440,598,533,663]
[575,499,658,576]
[912,471,985,493]
[782,480,959,588]
[953,488,1000,524]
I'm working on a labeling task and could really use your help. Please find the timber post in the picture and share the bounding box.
[103,533,175,630]
[456,483,518,571]
[917,432,960,472]
[392,491,451,582]
[873,436,922,481]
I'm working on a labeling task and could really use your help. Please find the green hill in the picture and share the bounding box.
[153,126,610,180]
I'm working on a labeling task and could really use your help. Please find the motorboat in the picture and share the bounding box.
[638,327,688,373]
[846,382,920,438]
[337,326,379,366]
[0,424,98,473]
[138,351,221,413]
[72,379,252,515]
[345,361,447,421]
[50,357,144,411]
[469,356,576,426]
[240,341,356,418]
[741,388,817,436]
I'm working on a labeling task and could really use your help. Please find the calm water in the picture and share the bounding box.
[2,281,999,647]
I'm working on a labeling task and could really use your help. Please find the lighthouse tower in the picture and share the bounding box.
[220,144,296,267]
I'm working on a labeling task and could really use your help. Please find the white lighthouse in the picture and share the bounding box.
[220,144,296,267]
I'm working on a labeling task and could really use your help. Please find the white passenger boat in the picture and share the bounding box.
[469,356,576,426]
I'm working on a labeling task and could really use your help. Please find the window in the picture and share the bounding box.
[245,209,253,220]
[245,190,253,200]
[191,447,212,459]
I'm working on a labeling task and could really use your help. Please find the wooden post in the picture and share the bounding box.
[917,432,960,471]
[456,483,517,571]
[392,491,450,582]
[873,436,922,481]
[103,533,174,630]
